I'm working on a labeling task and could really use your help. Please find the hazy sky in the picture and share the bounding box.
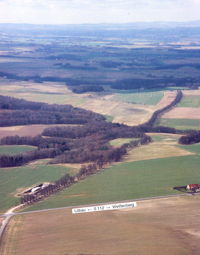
[0,0,200,24]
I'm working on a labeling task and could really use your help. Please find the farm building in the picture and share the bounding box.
[186,184,200,192]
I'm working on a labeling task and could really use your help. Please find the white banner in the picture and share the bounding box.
[72,202,137,214]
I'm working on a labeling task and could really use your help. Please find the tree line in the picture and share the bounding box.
[1,71,200,93]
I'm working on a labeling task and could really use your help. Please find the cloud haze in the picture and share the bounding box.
[0,0,200,24]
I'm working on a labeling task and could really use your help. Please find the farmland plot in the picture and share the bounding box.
[21,153,200,212]
[156,118,200,130]
[0,145,36,155]
[0,124,80,139]
[0,161,74,214]
[3,196,200,255]
[161,107,200,119]
[110,91,164,105]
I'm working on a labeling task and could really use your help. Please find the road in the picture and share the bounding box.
[0,192,196,245]
[0,192,193,219]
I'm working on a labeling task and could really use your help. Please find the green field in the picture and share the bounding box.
[0,161,75,214]
[110,91,164,105]
[177,96,200,107]
[104,115,114,122]
[149,134,180,143]
[178,143,200,154]
[156,118,200,130]
[110,138,137,146]
[21,154,200,212]
[0,145,36,155]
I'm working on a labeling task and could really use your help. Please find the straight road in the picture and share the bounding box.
[0,192,195,244]
[0,192,193,219]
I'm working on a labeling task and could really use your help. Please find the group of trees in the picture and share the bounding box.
[70,85,104,94]
[0,95,105,127]
[178,130,200,145]
[0,118,151,167]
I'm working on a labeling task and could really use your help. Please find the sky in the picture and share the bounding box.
[0,0,200,24]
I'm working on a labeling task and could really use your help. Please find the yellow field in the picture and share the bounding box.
[2,196,200,255]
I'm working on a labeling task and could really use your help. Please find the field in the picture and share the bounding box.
[0,132,197,215]
[177,91,200,107]
[20,153,200,212]
[0,160,76,214]
[155,118,200,130]
[2,196,200,255]
[178,96,200,107]
[0,124,79,139]
[0,145,36,155]
[161,107,200,119]
[1,23,200,255]
[109,91,164,105]
[157,90,200,129]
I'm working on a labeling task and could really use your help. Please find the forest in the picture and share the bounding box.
[0,95,152,168]
[0,95,105,126]
[0,90,193,169]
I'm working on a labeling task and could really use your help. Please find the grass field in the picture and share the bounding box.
[110,91,164,105]
[2,196,200,255]
[0,160,75,214]
[178,143,200,154]
[21,153,200,212]
[156,118,200,130]
[177,96,200,107]
[0,145,36,155]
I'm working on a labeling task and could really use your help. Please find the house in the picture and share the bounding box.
[186,184,200,191]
